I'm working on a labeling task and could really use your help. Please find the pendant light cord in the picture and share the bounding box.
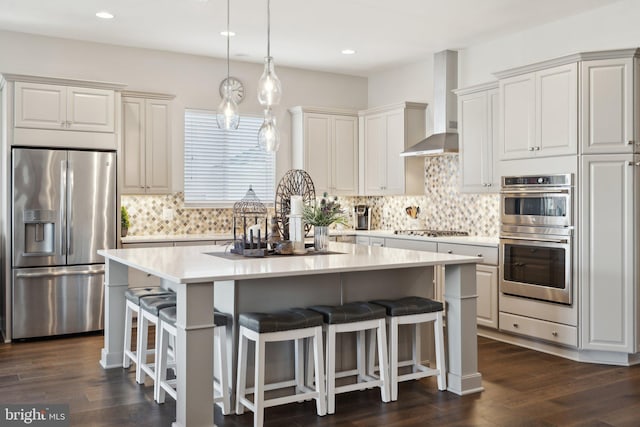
[226,0,230,83]
[267,0,271,58]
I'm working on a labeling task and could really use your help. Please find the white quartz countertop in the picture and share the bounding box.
[99,241,480,284]
[121,230,499,247]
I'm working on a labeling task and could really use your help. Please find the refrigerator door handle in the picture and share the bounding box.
[60,159,67,256]
[15,268,105,278]
[67,163,74,256]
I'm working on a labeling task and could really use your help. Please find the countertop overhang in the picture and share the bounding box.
[99,241,480,284]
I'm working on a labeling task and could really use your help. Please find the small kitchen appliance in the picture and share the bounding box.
[354,205,370,230]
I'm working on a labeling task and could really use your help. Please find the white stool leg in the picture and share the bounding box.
[305,335,314,388]
[156,321,170,403]
[413,323,422,373]
[136,313,149,384]
[294,338,305,394]
[235,328,248,415]
[366,328,377,378]
[389,316,399,401]
[434,312,447,391]
[326,324,337,415]
[312,326,327,416]
[123,303,134,368]
[376,318,390,403]
[254,335,266,427]
[215,325,232,415]
[356,330,366,382]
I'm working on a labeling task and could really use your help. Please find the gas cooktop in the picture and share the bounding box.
[394,229,470,237]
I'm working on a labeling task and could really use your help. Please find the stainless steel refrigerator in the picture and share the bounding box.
[11,148,116,339]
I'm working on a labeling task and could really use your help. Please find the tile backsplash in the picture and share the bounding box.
[122,155,499,237]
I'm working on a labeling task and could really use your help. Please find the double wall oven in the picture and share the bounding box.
[499,174,573,305]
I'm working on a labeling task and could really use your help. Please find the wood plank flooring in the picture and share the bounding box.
[2,333,640,426]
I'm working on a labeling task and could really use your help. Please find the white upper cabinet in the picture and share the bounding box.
[581,58,636,154]
[359,102,427,196]
[290,107,358,196]
[121,93,173,194]
[497,63,577,160]
[15,82,115,133]
[456,82,499,192]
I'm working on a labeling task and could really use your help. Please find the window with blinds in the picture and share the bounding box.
[184,109,275,206]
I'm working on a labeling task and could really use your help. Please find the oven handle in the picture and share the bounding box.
[500,235,569,244]
[500,188,570,195]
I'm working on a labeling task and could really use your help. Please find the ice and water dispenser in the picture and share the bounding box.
[22,209,57,256]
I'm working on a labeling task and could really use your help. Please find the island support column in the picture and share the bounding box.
[100,259,128,369]
[173,281,216,427]
[444,263,484,395]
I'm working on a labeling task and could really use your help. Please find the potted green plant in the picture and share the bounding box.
[302,193,348,252]
[121,206,130,238]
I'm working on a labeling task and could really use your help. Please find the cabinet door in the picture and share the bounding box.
[304,113,331,195]
[145,99,171,193]
[14,82,66,129]
[66,87,115,132]
[536,63,577,156]
[580,154,636,352]
[332,115,358,195]
[363,114,387,194]
[488,88,500,188]
[384,110,406,194]
[121,97,146,193]
[459,91,488,192]
[476,264,498,329]
[581,58,635,154]
[499,73,535,160]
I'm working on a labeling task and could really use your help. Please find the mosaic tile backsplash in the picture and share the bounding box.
[122,155,499,237]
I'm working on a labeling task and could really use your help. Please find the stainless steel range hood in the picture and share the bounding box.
[401,50,458,157]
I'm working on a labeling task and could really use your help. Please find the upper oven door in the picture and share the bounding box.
[501,188,571,227]
[500,233,572,305]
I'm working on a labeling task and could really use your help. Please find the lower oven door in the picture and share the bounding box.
[500,233,572,304]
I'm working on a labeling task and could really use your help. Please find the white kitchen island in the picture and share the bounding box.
[99,242,482,427]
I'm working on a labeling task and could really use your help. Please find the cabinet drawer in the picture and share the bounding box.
[499,312,577,347]
[437,243,498,265]
[384,238,437,252]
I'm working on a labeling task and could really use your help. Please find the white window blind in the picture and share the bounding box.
[184,109,275,206]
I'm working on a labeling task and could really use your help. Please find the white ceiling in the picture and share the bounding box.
[0,0,623,76]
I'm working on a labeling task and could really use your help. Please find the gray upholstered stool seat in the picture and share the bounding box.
[370,296,447,401]
[236,308,327,425]
[309,301,385,324]
[308,301,389,414]
[214,312,229,327]
[239,308,323,333]
[125,287,173,305]
[140,294,177,315]
[371,296,443,317]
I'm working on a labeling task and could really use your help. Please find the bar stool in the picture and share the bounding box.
[123,287,173,371]
[137,294,177,386]
[309,302,390,415]
[235,308,326,427]
[156,307,232,416]
[371,296,446,401]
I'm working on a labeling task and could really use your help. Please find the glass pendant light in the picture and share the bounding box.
[257,0,281,107]
[258,108,280,152]
[216,0,239,130]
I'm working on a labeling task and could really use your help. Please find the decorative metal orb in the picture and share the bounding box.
[274,170,316,239]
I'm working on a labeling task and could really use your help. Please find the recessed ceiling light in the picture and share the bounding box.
[220,31,236,37]
[341,49,356,55]
[96,11,114,19]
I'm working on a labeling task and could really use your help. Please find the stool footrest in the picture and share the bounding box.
[398,366,440,382]
[335,379,384,395]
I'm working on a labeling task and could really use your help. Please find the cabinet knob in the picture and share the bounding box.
[534,146,540,151]
[528,147,534,151]
[627,161,640,166]
[476,254,482,257]
[487,183,492,187]
[447,250,453,254]
[552,331,558,337]
[628,140,634,145]
[513,323,519,328]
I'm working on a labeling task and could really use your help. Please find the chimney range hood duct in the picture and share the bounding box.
[401,50,458,157]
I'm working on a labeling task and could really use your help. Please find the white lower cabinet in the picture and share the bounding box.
[579,154,638,353]
[500,312,577,347]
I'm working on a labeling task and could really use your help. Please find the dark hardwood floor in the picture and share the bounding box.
[2,334,640,426]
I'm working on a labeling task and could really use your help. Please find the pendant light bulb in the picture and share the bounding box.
[257,56,282,106]
[258,109,280,152]
[216,91,240,130]
[217,0,239,130]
